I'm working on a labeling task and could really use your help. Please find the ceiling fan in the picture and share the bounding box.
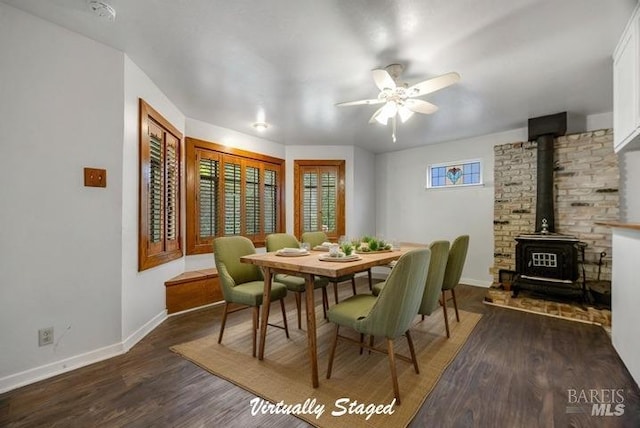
[336,64,460,142]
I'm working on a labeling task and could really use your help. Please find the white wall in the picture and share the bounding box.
[186,118,285,159]
[0,4,124,391]
[353,146,377,238]
[375,128,528,286]
[121,56,187,347]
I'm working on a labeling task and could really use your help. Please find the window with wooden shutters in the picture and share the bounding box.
[185,137,285,254]
[294,160,345,240]
[139,99,183,271]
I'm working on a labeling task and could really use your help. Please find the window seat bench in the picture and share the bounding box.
[165,268,222,314]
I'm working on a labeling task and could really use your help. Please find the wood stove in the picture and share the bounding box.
[512,113,584,297]
[514,233,580,293]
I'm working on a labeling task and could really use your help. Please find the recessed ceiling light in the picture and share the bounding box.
[88,1,116,21]
[252,122,269,131]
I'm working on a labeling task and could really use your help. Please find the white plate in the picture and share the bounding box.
[276,250,310,257]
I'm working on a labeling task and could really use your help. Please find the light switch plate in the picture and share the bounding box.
[84,167,107,188]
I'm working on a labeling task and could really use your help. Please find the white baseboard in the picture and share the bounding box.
[0,310,168,394]
[122,309,167,351]
[168,301,224,317]
[369,270,492,288]
[461,277,493,288]
[0,342,124,394]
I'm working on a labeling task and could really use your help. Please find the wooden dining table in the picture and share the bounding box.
[240,244,422,388]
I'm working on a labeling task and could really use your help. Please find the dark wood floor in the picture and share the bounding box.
[1,282,638,427]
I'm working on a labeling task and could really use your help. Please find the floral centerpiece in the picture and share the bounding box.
[354,236,392,253]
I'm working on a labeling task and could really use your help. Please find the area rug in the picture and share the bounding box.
[484,288,611,327]
[171,309,482,428]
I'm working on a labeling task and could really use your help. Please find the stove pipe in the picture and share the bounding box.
[528,112,573,233]
[535,134,555,233]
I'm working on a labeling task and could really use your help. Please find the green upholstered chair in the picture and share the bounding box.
[213,236,289,357]
[326,248,431,404]
[265,233,329,329]
[301,231,372,302]
[441,235,469,338]
[417,240,450,320]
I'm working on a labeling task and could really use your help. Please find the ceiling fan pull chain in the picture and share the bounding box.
[392,116,397,143]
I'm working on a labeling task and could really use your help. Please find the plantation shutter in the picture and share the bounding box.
[302,171,318,233]
[165,133,180,251]
[223,157,242,235]
[245,162,261,238]
[197,150,220,242]
[321,169,337,234]
[263,167,278,234]
[148,121,164,254]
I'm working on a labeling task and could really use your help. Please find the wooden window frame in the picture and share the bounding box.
[139,99,183,271]
[185,137,285,254]
[294,160,345,240]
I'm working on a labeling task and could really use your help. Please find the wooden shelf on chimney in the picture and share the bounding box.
[595,221,640,231]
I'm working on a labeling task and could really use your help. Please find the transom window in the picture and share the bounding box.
[427,159,483,189]
[185,137,284,254]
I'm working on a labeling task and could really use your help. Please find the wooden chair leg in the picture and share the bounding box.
[442,290,451,338]
[406,330,419,374]
[295,292,302,330]
[387,338,401,405]
[359,333,365,355]
[280,298,289,338]
[351,277,357,296]
[451,288,460,322]
[333,282,339,305]
[252,306,260,357]
[327,325,340,379]
[218,302,229,344]
[367,268,373,290]
[321,287,328,319]
[368,334,374,355]
[421,314,425,321]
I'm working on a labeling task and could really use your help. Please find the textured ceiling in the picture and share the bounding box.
[2,0,636,153]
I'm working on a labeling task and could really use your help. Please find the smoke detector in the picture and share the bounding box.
[88,1,116,21]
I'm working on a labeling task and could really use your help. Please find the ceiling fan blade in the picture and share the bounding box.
[404,99,439,115]
[407,72,460,97]
[372,68,396,91]
[336,98,385,107]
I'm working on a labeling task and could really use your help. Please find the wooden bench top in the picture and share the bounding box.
[165,268,218,287]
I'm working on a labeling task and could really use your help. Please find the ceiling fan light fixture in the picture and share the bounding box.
[252,122,269,131]
[398,105,414,123]
[374,112,389,125]
[337,64,460,143]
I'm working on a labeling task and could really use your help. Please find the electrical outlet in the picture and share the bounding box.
[38,327,53,346]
